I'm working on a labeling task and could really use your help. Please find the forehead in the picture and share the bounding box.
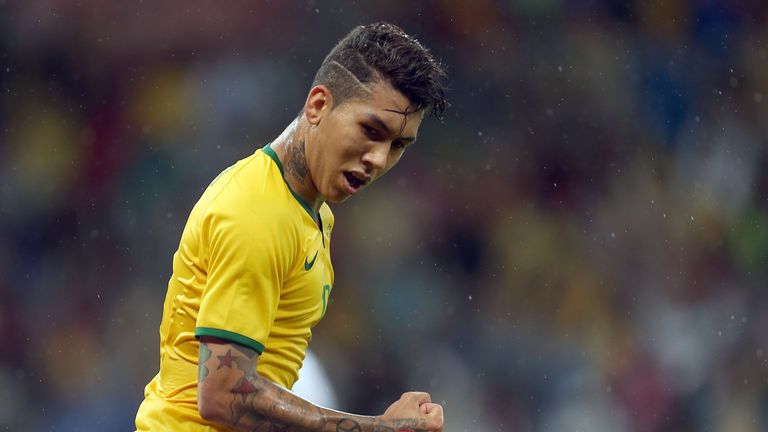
[342,82,424,135]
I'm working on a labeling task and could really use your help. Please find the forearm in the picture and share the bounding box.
[199,339,423,432]
[218,370,407,432]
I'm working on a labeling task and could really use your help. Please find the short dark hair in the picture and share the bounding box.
[312,22,447,117]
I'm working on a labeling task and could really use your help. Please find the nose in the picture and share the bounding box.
[361,143,389,173]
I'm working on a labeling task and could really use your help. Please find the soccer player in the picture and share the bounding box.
[135,22,447,432]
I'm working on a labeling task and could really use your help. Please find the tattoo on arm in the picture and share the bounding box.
[201,339,327,431]
[370,418,427,432]
[216,349,235,369]
[200,339,428,432]
[286,138,309,184]
[199,342,212,383]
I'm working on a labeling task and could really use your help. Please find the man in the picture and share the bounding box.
[135,22,447,431]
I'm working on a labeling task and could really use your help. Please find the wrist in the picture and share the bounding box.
[371,416,393,432]
[324,413,380,432]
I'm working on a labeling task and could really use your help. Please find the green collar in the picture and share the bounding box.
[262,143,319,224]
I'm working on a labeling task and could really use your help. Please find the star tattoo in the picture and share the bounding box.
[217,349,234,369]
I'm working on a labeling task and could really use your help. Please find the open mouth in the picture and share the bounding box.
[343,172,367,192]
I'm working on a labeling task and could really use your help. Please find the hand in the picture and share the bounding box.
[378,392,444,431]
[405,403,444,432]
[419,403,443,432]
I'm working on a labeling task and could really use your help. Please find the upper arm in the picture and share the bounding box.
[194,201,297,355]
[197,336,262,421]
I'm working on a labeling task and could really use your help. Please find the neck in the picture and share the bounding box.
[271,118,324,213]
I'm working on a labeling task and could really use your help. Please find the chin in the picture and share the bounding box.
[325,194,352,205]
[320,186,351,204]
[320,180,357,204]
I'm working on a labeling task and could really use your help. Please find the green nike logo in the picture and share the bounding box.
[321,284,331,317]
[304,250,319,271]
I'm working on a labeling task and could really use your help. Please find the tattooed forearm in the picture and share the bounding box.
[285,138,309,183]
[199,338,330,431]
[228,362,326,431]
[199,338,431,432]
[371,418,428,432]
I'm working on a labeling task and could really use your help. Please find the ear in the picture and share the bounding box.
[304,85,333,126]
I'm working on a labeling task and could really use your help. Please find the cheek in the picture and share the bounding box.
[320,120,358,155]
[387,151,405,169]
[315,145,347,186]
[372,153,402,181]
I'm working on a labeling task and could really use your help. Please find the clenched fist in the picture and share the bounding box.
[376,391,444,432]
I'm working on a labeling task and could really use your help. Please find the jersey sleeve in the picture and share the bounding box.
[194,199,296,354]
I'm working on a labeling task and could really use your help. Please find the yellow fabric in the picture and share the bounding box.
[136,145,334,431]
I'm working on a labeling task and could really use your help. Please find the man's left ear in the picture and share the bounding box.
[305,85,333,126]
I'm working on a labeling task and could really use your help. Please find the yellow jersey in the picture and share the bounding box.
[135,143,334,431]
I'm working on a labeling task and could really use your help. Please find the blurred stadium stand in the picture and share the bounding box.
[1,1,767,431]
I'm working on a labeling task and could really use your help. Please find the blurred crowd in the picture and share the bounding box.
[1,1,767,431]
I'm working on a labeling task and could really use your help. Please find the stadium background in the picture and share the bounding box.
[2,1,768,431]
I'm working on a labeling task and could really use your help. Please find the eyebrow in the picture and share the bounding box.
[364,113,417,143]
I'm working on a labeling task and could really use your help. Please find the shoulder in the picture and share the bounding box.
[208,150,284,205]
[202,151,302,241]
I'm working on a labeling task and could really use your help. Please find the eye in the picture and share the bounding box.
[392,140,406,151]
[361,124,380,140]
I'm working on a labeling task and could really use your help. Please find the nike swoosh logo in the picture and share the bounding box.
[304,250,319,271]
